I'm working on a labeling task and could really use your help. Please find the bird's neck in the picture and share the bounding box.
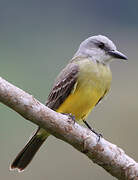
[72,55,110,67]
[73,49,112,65]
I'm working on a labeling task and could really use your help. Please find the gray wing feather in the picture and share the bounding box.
[46,63,79,110]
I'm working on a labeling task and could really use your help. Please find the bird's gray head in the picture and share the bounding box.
[74,35,127,64]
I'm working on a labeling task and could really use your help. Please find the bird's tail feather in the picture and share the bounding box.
[10,128,49,172]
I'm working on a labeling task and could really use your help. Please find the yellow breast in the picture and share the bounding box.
[57,59,112,121]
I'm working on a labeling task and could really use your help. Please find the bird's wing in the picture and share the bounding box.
[46,62,79,110]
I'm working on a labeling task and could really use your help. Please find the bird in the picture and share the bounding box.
[10,35,127,172]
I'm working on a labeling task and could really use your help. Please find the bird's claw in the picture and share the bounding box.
[62,113,76,124]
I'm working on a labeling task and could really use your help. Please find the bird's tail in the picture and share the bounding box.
[10,128,49,172]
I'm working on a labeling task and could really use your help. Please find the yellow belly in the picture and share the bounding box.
[57,59,112,121]
[57,86,102,120]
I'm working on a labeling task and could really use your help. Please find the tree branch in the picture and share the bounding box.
[0,77,138,180]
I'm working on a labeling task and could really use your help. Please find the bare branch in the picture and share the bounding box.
[0,77,138,180]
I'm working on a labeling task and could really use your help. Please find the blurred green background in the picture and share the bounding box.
[0,0,138,179]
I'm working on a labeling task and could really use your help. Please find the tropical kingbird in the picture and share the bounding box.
[11,35,127,171]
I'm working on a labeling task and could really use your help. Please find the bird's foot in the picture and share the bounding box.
[62,113,76,124]
[83,120,102,142]
[91,128,103,142]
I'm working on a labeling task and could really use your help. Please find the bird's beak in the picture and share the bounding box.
[108,50,128,60]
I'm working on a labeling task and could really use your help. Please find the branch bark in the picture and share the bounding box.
[0,77,138,180]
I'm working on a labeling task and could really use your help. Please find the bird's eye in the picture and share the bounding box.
[98,42,105,49]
